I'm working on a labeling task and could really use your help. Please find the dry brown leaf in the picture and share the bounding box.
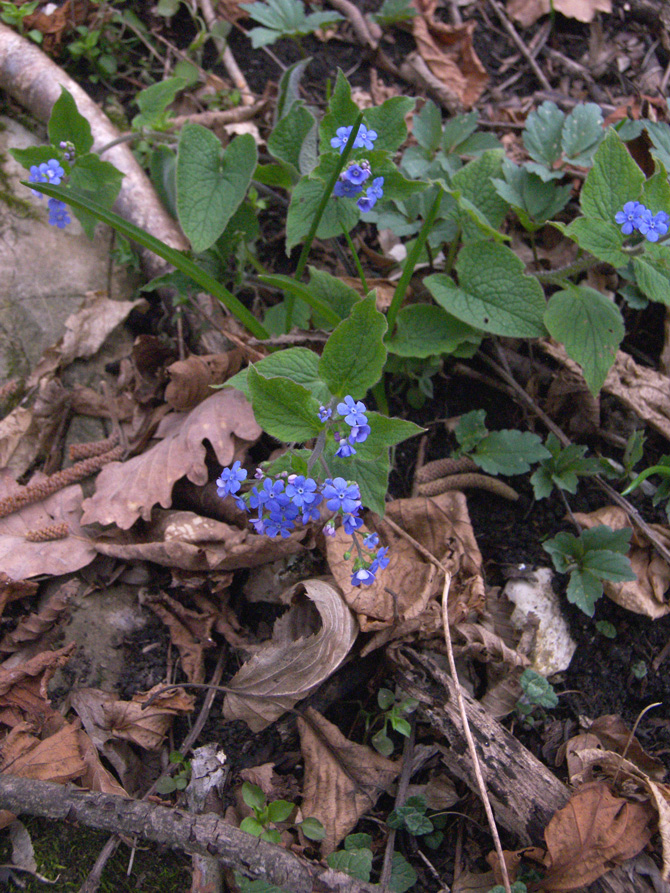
[27,292,145,388]
[0,581,77,654]
[93,508,309,570]
[456,622,530,668]
[69,685,195,752]
[326,492,484,631]
[0,646,75,733]
[298,706,400,855]
[223,580,358,731]
[0,722,86,783]
[81,389,261,529]
[644,779,670,881]
[75,727,129,798]
[0,472,96,579]
[411,1,488,108]
[143,590,217,683]
[165,352,242,411]
[0,407,40,478]
[541,780,654,890]
[0,574,38,623]
[507,0,611,28]
[573,506,670,618]
[589,715,667,780]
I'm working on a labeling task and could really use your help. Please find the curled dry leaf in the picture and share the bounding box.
[27,292,145,388]
[0,580,77,655]
[69,685,195,752]
[0,722,86,786]
[298,706,400,855]
[93,509,309,571]
[0,407,40,478]
[142,590,217,684]
[411,0,488,109]
[222,580,358,732]
[538,780,654,891]
[81,389,261,529]
[0,645,75,733]
[507,0,611,28]
[574,506,670,618]
[0,574,38,623]
[326,491,484,631]
[165,351,242,412]
[0,472,96,579]
[75,727,129,798]
[589,714,667,781]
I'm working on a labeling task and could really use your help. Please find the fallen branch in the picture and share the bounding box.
[0,775,379,893]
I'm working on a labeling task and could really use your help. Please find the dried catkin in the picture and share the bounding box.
[69,433,119,461]
[417,473,519,501]
[25,523,69,542]
[414,455,478,483]
[0,445,124,519]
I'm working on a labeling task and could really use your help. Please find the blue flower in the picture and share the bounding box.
[333,179,363,198]
[336,442,356,458]
[318,405,332,422]
[285,475,319,508]
[342,163,370,187]
[355,124,378,151]
[216,460,247,497]
[331,125,353,153]
[302,499,323,524]
[357,176,384,213]
[322,477,362,514]
[47,198,71,229]
[363,532,379,549]
[351,567,376,586]
[615,201,643,235]
[370,546,390,573]
[337,396,367,427]
[348,423,370,445]
[342,512,363,534]
[638,208,669,242]
[323,521,337,537]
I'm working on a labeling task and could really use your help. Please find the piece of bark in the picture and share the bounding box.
[388,646,655,893]
[0,775,378,893]
[0,24,189,280]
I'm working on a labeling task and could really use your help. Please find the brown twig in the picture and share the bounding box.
[197,0,255,106]
[168,100,268,130]
[327,0,382,48]
[440,574,511,893]
[486,0,552,92]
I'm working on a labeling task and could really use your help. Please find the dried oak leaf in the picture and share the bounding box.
[0,580,77,655]
[0,472,96,579]
[573,506,670,618]
[142,590,217,684]
[80,389,261,529]
[0,574,37,624]
[93,509,308,570]
[326,491,484,631]
[507,0,611,28]
[69,685,195,752]
[0,645,75,731]
[223,580,358,732]
[298,706,400,855]
[589,714,667,781]
[165,351,242,412]
[75,727,129,798]
[540,780,654,890]
[0,721,86,783]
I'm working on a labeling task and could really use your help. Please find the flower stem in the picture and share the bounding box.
[340,223,368,295]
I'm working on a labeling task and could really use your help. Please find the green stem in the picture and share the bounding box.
[387,184,443,333]
[287,112,364,329]
[622,464,670,496]
[534,254,599,284]
[340,223,368,295]
[443,225,461,277]
[372,380,388,417]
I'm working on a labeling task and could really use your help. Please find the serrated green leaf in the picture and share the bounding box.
[558,217,627,267]
[327,848,373,881]
[633,254,670,306]
[389,852,418,893]
[544,285,624,395]
[581,549,636,581]
[248,367,322,441]
[286,175,359,250]
[132,77,186,130]
[385,304,479,358]
[441,111,479,152]
[451,150,509,238]
[268,101,317,176]
[426,242,547,337]
[10,145,64,171]
[49,86,93,155]
[561,103,603,165]
[67,154,124,239]
[644,120,670,170]
[346,833,373,851]
[472,430,550,476]
[523,101,565,166]
[227,348,330,403]
[565,569,603,616]
[580,524,632,553]
[177,126,256,252]
[455,409,488,453]
[365,96,415,153]
[492,160,571,228]
[580,129,645,222]
[413,99,442,152]
[319,294,387,398]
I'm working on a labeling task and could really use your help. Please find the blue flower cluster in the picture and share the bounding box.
[29,158,71,229]
[321,395,371,459]
[615,201,669,242]
[330,124,384,213]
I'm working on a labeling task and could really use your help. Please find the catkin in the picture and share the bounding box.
[69,433,119,461]
[25,523,69,542]
[417,473,519,501]
[414,455,478,483]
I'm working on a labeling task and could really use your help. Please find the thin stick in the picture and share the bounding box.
[379,716,416,891]
[486,0,552,92]
[440,573,511,893]
[197,0,255,106]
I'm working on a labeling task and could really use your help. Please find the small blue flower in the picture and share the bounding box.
[322,477,361,514]
[337,396,367,427]
[47,198,71,229]
[351,567,376,586]
[615,201,643,235]
[342,512,363,534]
[331,125,353,153]
[638,208,669,242]
[302,499,323,524]
[363,533,379,550]
[323,521,337,537]
[333,179,363,198]
[216,460,247,497]
[370,546,390,573]
[357,176,385,213]
[318,406,332,422]
[285,475,319,508]
[348,423,370,445]
[342,163,370,187]
[355,124,378,151]
[336,442,356,458]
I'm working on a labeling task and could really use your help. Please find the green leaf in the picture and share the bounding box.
[325,444,390,516]
[260,829,282,844]
[235,874,289,893]
[9,145,65,170]
[286,175,359,250]
[412,99,442,152]
[300,817,326,841]
[492,159,571,229]
[345,833,373,851]
[472,430,550,476]
[132,77,186,130]
[267,800,294,823]
[595,620,617,638]
[581,549,636,581]
[319,294,387,398]
[327,848,373,882]
[247,368,322,442]
[580,129,645,222]
[385,304,479,358]
[530,433,602,499]
[226,350,325,404]
[640,161,670,213]
[264,298,311,335]
[276,57,311,120]
[561,103,603,165]
[425,243,547,338]
[389,852,418,893]
[150,145,177,218]
[154,775,177,794]
[320,69,359,150]
[565,568,604,616]
[633,252,670,307]
[240,816,265,836]
[544,285,624,395]
[260,274,342,328]
[372,0,417,25]
[441,111,479,153]
[176,125,257,253]
[455,409,488,453]
[645,120,670,170]
[557,217,627,267]
[307,267,358,327]
[242,782,266,812]
[523,101,565,167]
[520,669,558,708]
[451,149,509,238]
[356,413,423,457]
[365,96,415,154]
[372,729,394,756]
[49,86,93,155]
[67,153,124,238]
[377,687,395,710]
[267,101,317,176]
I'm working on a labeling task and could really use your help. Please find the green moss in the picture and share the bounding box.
[0,816,190,891]
[0,150,40,218]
